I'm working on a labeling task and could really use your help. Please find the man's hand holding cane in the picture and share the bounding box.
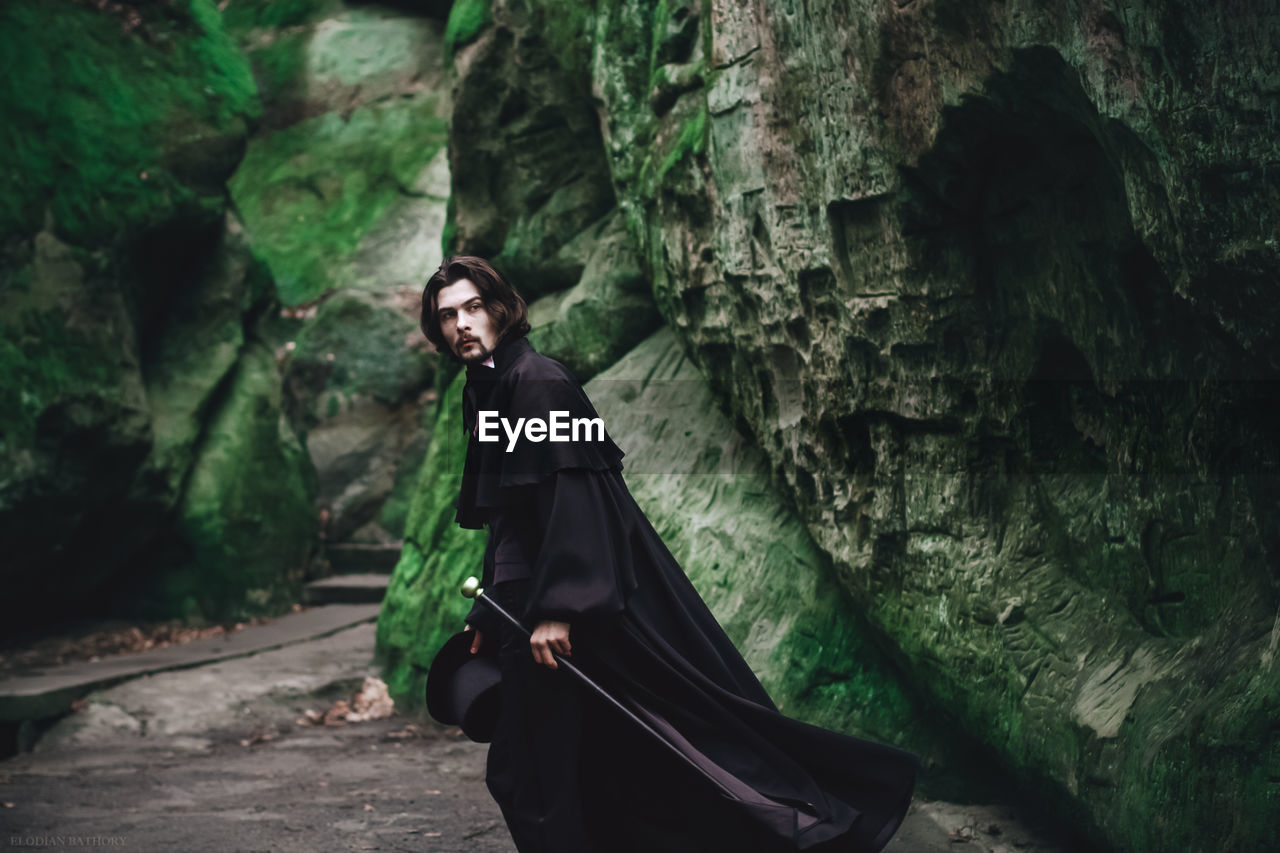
[466,619,573,670]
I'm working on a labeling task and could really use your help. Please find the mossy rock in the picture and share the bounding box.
[229,96,449,306]
[446,2,616,300]
[581,1,1280,848]
[375,373,486,703]
[139,214,274,497]
[526,210,661,381]
[444,0,492,55]
[0,0,259,246]
[0,0,329,638]
[146,337,318,622]
[285,290,435,420]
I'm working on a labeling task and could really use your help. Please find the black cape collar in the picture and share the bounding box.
[464,335,532,381]
[455,331,625,524]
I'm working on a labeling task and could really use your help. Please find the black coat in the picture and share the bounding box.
[455,335,919,852]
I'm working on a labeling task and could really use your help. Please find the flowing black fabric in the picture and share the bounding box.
[484,580,599,853]
[455,336,919,852]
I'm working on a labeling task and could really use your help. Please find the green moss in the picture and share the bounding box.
[861,529,1280,850]
[649,0,669,81]
[0,309,119,448]
[219,0,323,34]
[533,0,598,75]
[636,104,708,198]
[187,0,261,122]
[700,0,712,67]
[0,0,259,244]
[444,0,492,54]
[441,192,458,257]
[376,374,486,709]
[253,28,311,93]
[775,603,919,739]
[151,339,317,623]
[219,1,326,105]
[228,99,448,305]
[1098,664,1280,851]
[659,104,707,176]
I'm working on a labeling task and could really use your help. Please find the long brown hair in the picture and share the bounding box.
[420,256,531,361]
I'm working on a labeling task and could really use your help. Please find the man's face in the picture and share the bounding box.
[436,278,499,365]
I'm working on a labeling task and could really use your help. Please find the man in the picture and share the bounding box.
[421,256,918,852]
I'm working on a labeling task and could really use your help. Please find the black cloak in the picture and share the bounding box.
[454,336,918,852]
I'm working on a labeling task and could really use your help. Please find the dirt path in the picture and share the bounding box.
[2,717,508,852]
[0,621,1064,852]
[0,623,509,852]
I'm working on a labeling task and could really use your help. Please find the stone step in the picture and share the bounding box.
[302,573,389,605]
[0,604,382,723]
[323,543,403,574]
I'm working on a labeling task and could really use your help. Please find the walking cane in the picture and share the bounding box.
[461,576,743,802]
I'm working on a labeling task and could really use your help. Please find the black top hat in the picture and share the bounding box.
[426,630,502,742]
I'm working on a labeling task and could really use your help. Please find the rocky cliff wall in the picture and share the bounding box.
[0,1,316,632]
[439,2,1280,849]
[222,0,454,547]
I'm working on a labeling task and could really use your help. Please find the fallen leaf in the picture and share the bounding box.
[347,676,394,722]
[301,678,395,726]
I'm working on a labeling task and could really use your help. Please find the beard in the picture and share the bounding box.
[457,338,493,364]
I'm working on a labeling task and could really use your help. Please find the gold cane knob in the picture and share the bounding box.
[461,576,482,599]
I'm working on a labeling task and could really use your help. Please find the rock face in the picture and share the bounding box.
[606,3,1279,851]
[0,1,317,632]
[225,2,452,306]
[281,289,437,544]
[426,1,1279,850]
[526,210,661,379]
[225,2,457,550]
[445,0,614,299]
